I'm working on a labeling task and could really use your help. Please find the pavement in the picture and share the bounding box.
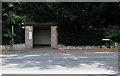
[2,47,59,55]
[1,46,118,55]
[1,51,119,74]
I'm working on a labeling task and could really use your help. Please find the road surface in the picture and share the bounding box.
[1,52,118,74]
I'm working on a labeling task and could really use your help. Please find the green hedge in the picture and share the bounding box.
[57,26,104,46]
[14,26,25,44]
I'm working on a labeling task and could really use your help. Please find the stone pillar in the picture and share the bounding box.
[51,26,58,49]
[25,26,33,49]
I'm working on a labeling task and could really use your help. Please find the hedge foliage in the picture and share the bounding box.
[2,3,120,45]
[57,26,105,46]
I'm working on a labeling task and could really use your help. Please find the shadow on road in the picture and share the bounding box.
[1,52,118,74]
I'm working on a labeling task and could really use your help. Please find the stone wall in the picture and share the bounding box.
[51,26,58,48]
[0,44,25,51]
[25,26,33,49]
[58,44,114,50]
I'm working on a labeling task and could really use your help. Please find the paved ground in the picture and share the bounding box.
[2,47,59,54]
[1,46,118,55]
[1,52,118,74]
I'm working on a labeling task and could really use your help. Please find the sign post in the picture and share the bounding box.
[101,39,112,48]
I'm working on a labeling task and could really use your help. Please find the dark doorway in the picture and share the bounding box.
[33,26,51,48]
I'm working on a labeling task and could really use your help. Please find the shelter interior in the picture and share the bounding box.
[33,25,51,48]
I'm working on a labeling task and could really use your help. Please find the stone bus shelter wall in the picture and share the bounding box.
[51,26,58,48]
[25,26,33,49]
[25,25,58,49]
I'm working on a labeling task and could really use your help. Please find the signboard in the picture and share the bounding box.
[29,31,32,40]
[102,39,111,41]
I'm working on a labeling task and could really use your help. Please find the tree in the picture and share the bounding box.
[104,26,120,42]
[2,2,120,45]
[56,2,120,45]
[2,2,26,45]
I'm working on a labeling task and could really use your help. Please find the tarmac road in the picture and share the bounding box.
[1,52,119,74]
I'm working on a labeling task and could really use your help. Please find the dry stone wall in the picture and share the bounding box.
[0,44,25,50]
[58,44,114,50]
